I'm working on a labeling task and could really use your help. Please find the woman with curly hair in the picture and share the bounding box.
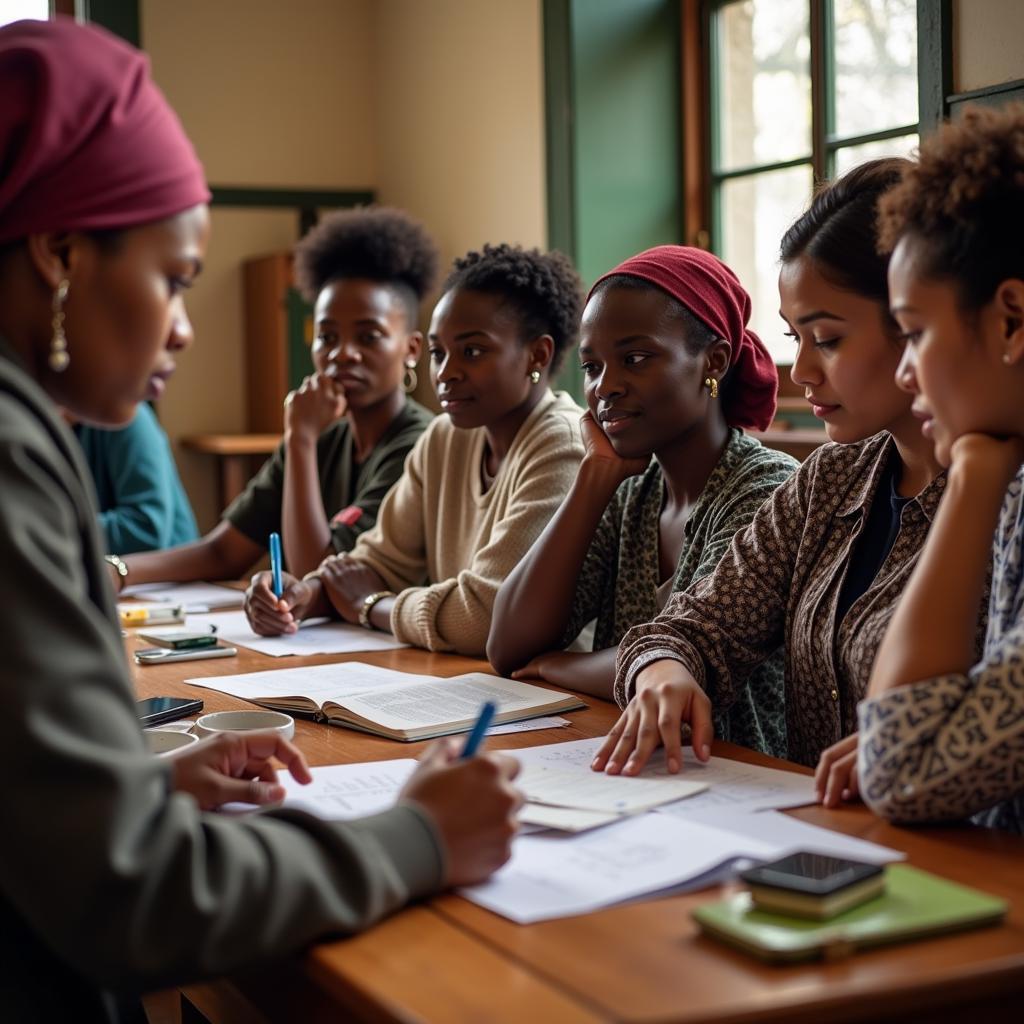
[245,243,586,656]
[117,206,438,586]
[487,246,797,758]
[858,104,1024,833]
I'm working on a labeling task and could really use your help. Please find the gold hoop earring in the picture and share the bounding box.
[49,278,70,373]
[704,376,719,399]
[530,369,541,385]
[403,360,418,393]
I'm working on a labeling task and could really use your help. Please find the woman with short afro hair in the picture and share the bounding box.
[118,205,438,587]
[859,103,1024,833]
[245,242,587,657]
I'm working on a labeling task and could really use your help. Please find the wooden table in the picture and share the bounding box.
[131,637,1024,1024]
[181,434,281,510]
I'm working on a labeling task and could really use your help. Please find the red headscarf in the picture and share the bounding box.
[0,17,209,244]
[589,245,778,431]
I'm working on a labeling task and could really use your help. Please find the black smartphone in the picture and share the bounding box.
[136,695,204,727]
[740,852,883,895]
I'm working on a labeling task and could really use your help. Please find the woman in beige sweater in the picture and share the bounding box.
[245,243,586,656]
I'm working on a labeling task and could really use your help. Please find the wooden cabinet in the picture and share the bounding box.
[242,252,314,432]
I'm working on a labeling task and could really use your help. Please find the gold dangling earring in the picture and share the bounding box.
[704,376,718,399]
[530,369,541,385]
[403,359,418,393]
[49,278,70,372]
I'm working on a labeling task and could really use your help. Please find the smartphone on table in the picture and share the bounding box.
[136,695,204,727]
[134,644,238,665]
[136,627,218,650]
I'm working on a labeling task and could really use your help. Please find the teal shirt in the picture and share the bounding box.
[73,403,198,554]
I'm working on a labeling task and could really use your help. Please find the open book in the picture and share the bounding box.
[185,661,586,741]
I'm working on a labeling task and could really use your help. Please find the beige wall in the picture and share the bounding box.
[954,0,1024,93]
[140,0,546,530]
[372,0,547,268]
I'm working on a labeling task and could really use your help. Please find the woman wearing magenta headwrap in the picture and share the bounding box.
[488,245,798,755]
[591,161,978,798]
[0,18,518,1022]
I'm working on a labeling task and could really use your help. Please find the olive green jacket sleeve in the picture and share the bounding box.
[0,351,443,1000]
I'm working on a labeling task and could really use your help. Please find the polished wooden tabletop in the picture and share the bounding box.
[131,633,1024,1024]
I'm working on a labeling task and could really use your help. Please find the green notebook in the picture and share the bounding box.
[693,865,1006,963]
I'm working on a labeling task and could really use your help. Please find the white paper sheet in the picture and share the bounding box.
[277,759,417,819]
[187,610,408,656]
[518,763,706,813]
[518,804,622,832]
[120,581,244,611]
[670,808,904,864]
[486,716,570,736]
[515,737,816,814]
[461,813,780,924]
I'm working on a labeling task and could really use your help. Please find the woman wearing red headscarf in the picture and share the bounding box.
[489,245,798,757]
[0,18,518,1022]
[591,161,967,796]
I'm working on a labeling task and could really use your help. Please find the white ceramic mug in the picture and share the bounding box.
[145,729,200,756]
[193,709,296,741]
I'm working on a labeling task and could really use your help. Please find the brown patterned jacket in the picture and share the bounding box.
[614,432,987,767]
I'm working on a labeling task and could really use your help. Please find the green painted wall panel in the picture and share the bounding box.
[544,0,682,399]
[570,0,681,286]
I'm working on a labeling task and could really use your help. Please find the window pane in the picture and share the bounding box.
[719,164,814,364]
[716,0,811,171]
[0,0,49,28]
[834,0,918,139]
[833,133,918,177]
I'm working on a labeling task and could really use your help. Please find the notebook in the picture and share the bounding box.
[186,661,586,741]
[693,864,1006,962]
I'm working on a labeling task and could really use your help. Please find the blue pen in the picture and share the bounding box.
[269,532,283,598]
[461,700,497,758]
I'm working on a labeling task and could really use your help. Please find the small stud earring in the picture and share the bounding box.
[704,376,718,399]
[402,359,418,394]
[530,369,541,385]
[49,278,70,373]
[1004,353,1013,365]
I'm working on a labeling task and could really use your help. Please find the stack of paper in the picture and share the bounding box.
[265,737,901,925]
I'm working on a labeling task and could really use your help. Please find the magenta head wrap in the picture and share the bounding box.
[589,245,779,432]
[0,17,210,244]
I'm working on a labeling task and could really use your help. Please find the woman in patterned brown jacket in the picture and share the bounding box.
[593,159,979,799]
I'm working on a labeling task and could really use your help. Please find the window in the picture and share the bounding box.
[1,0,50,28]
[708,0,919,362]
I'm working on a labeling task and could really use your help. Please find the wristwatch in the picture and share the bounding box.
[358,590,395,630]
[104,554,128,589]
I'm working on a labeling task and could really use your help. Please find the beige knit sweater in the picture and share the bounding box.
[348,390,584,655]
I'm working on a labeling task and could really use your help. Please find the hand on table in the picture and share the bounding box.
[244,570,320,635]
[814,732,861,808]
[168,731,312,810]
[284,371,347,444]
[590,658,712,776]
[401,740,523,887]
[319,556,387,624]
